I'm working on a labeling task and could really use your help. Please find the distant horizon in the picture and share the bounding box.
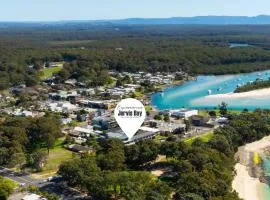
[1,0,270,21]
[1,15,270,23]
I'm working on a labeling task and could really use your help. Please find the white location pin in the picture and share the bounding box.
[114,98,146,140]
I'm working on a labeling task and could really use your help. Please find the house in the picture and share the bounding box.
[124,84,141,89]
[115,47,123,51]
[10,84,26,94]
[92,116,117,130]
[49,90,78,101]
[68,144,93,153]
[77,88,95,96]
[157,122,186,134]
[77,113,88,122]
[71,126,94,138]
[45,101,78,113]
[65,79,77,86]
[106,130,128,141]
[191,115,210,126]
[216,117,229,124]
[125,127,160,144]
[78,100,117,110]
[61,118,72,125]
[45,61,64,68]
[111,91,125,99]
[106,127,160,144]
[14,110,33,117]
[139,126,159,134]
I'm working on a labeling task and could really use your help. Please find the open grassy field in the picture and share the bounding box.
[198,109,243,117]
[32,138,74,178]
[39,65,63,80]
[184,131,214,145]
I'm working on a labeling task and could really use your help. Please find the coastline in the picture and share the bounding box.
[233,135,270,200]
[204,88,270,99]
[233,163,265,200]
[190,87,270,109]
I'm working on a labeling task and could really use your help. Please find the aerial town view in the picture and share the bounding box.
[2,1,270,200]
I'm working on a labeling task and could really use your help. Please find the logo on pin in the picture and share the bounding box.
[114,98,146,140]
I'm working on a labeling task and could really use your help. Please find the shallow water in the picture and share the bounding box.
[229,43,251,48]
[262,158,270,199]
[151,70,270,110]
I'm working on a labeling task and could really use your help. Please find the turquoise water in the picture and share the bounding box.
[229,43,251,48]
[151,70,270,110]
[262,158,270,199]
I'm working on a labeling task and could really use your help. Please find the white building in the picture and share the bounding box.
[171,109,198,119]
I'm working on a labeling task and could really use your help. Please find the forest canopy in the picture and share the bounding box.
[2,24,270,89]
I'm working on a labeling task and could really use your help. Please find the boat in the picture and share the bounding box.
[207,90,212,95]
[217,88,222,91]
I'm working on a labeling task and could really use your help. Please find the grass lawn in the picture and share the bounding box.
[198,109,243,117]
[106,76,117,88]
[39,66,63,80]
[145,105,153,112]
[184,131,214,145]
[134,91,144,97]
[32,138,74,178]
[41,147,74,173]
[153,134,168,142]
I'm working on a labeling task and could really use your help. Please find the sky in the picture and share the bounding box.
[1,0,270,21]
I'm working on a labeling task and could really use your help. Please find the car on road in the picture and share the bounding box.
[20,183,26,187]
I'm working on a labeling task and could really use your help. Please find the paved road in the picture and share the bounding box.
[0,166,40,186]
[0,167,89,199]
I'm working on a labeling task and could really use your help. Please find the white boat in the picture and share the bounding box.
[207,90,212,95]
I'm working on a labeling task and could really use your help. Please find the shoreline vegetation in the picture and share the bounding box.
[235,80,270,93]
[233,135,270,200]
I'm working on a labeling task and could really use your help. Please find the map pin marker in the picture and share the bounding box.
[114,98,146,140]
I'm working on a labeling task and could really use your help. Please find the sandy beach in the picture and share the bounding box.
[190,88,270,108]
[205,88,270,99]
[233,163,265,200]
[232,135,270,200]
